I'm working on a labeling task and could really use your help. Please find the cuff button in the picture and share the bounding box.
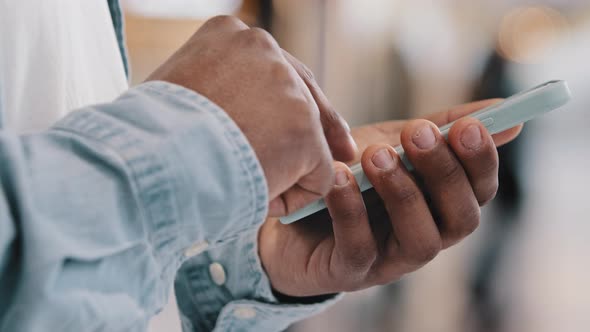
[184,240,209,258]
[209,262,227,286]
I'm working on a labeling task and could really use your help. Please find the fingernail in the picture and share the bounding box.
[334,169,349,186]
[461,124,482,150]
[412,125,436,150]
[372,148,394,170]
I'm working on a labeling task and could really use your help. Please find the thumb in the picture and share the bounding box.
[267,147,334,217]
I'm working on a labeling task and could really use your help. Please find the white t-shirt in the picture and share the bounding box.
[0,2,183,330]
[0,0,128,133]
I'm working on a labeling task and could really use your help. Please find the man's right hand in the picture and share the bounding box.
[147,16,356,217]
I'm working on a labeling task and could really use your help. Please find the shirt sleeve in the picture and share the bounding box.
[0,81,268,332]
[174,229,343,332]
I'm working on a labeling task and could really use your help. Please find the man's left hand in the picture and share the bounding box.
[258,99,523,297]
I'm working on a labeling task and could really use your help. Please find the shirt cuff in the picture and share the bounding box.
[53,81,269,289]
[175,229,342,332]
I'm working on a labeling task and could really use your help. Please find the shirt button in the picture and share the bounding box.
[184,241,209,258]
[233,306,257,319]
[208,262,227,286]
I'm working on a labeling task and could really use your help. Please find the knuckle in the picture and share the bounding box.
[393,184,421,206]
[464,210,481,236]
[205,15,242,28]
[250,27,273,39]
[332,205,368,224]
[298,62,316,82]
[240,28,276,48]
[270,60,293,80]
[446,205,481,240]
[423,241,442,261]
[340,247,377,278]
[319,107,341,132]
[479,153,499,177]
[344,250,376,274]
[439,158,463,183]
[477,181,499,206]
[283,51,317,83]
[280,197,297,216]
[402,236,441,265]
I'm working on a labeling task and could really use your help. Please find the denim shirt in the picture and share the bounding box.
[0,2,337,331]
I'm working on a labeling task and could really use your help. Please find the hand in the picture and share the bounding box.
[259,100,523,296]
[147,16,356,216]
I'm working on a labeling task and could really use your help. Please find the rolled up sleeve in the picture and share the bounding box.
[51,81,269,273]
[175,229,342,332]
[0,81,268,331]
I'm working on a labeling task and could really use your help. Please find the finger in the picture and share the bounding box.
[197,15,249,34]
[350,100,522,159]
[282,50,358,162]
[447,118,499,205]
[400,120,481,248]
[268,183,326,218]
[267,147,334,217]
[361,144,441,266]
[424,99,523,147]
[325,162,377,279]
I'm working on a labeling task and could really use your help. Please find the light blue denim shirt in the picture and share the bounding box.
[0,2,338,331]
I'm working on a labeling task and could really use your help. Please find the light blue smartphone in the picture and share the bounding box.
[280,80,572,224]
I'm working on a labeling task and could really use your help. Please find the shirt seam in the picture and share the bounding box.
[138,82,268,231]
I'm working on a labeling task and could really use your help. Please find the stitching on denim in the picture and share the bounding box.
[51,114,179,281]
[140,82,268,231]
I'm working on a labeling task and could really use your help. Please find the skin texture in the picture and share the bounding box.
[259,100,524,297]
[147,16,357,217]
[144,14,523,299]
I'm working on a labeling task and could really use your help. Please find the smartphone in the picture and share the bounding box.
[280,80,572,224]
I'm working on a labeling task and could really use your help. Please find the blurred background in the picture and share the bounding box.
[122,1,590,331]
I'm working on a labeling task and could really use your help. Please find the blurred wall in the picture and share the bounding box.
[273,0,410,126]
[121,2,590,332]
